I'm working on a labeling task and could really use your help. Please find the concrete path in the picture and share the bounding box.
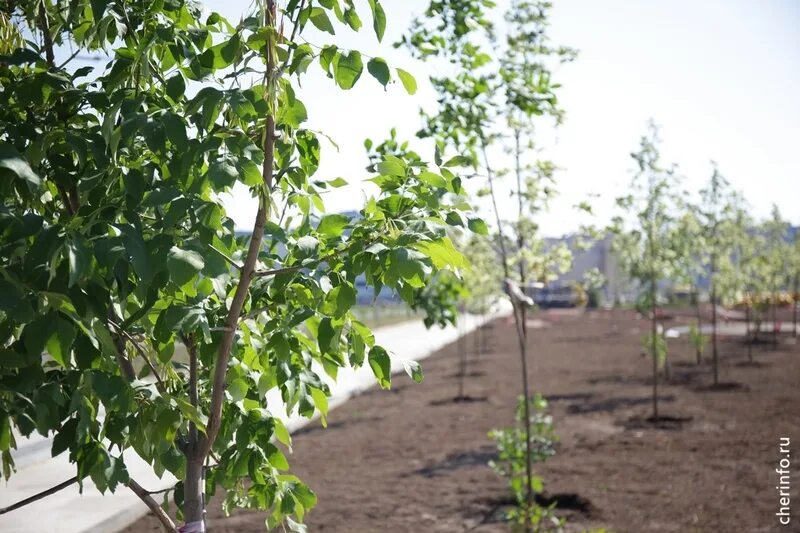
[666,321,793,338]
[0,312,498,533]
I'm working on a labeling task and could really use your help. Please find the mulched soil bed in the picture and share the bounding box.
[127,309,799,532]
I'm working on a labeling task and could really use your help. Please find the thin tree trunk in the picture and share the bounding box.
[793,273,798,337]
[457,318,467,399]
[711,256,719,386]
[482,139,534,530]
[651,274,659,421]
[513,302,534,528]
[184,1,278,527]
[746,304,753,363]
[772,287,778,349]
[694,286,703,364]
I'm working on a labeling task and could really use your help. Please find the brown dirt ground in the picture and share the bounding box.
[128,309,800,533]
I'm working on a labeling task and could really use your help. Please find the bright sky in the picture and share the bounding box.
[209,0,800,236]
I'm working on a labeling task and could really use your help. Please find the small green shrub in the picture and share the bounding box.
[489,394,563,532]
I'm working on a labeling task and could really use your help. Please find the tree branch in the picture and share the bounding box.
[252,264,302,278]
[128,479,179,533]
[109,320,166,388]
[37,1,55,68]
[199,0,278,460]
[0,477,78,515]
[108,308,137,382]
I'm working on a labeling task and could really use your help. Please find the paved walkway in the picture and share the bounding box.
[0,313,497,533]
[666,321,794,338]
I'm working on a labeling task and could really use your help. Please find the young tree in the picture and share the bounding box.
[761,205,791,349]
[670,203,708,364]
[612,122,679,421]
[405,0,575,528]
[696,164,740,384]
[0,2,477,530]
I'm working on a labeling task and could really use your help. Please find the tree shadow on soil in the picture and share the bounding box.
[292,416,381,436]
[546,392,595,402]
[409,447,497,478]
[693,382,750,392]
[429,395,489,406]
[621,414,693,431]
[566,394,675,415]
[734,360,771,368]
[445,371,487,379]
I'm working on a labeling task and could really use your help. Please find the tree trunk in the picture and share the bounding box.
[457,319,467,399]
[793,273,798,338]
[651,275,659,421]
[746,304,753,363]
[772,289,778,349]
[711,257,719,386]
[694,287,703,364]
[183,457,205,531]
[513,303,534,530]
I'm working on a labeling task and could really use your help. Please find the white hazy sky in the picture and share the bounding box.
[208,0,800,236]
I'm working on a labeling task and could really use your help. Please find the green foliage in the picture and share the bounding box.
[688,322,707,359]
[410,270,466,329]
[0,0,478,529]
[489,394,563,532]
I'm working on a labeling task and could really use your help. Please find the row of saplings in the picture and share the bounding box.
[448,289,798,533]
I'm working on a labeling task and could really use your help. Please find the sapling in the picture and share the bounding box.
[488,394,562,532]
[670,204,708,364]
[696,164,741,384]
[761,206,791,350]
[612,122,680,420]
[404,1,576,527]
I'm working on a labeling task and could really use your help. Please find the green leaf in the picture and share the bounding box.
[468,217,489,235]
[402,359,423,383]
[367,57,391,88]
[377,156,406,177]
[333,51,363,90]
[413,238,467,269]
[167,246,205,286]
[310,8,335,34]
[165,73,186,101]
[396,68,417,95]
[208,159,238,190]
[66,238,91,287]
[344,7,362,31]
[367,0,386,42]
[274,419,292,450]
[316,214,349,238]
[175,398,207,432]
[90,0,108,22]
[309,387,329,427]
[46,316,76,367]
[417,171,446,189]
[368,345,391,389]
[317,317,336,354]
[0,143,40,188]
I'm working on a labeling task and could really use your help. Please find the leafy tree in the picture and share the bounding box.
[612,122,680,420]
[696,164,742,384]
[404,0,575,528]
[761,205,791,349]
[0,1,478,530]
[670,203,708,363]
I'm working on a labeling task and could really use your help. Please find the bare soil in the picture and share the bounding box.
[128,309,799,532]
